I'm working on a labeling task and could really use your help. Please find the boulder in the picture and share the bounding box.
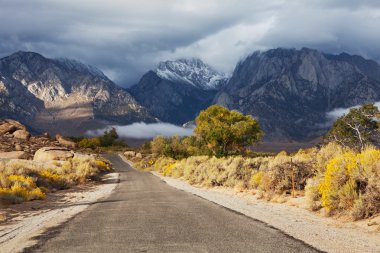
[34,147,74,161]
[0,119,27,135]
[56,134,76,148]
[0,151,27,159]
[13,130,31,140]
[14,144,23,151]
[73,153,96,161]
[124,151,136,157]
[136,153,143,159]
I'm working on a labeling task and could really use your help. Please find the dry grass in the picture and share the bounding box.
[0,154,112,204]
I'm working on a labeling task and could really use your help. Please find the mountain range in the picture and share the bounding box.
[0,51,153,135]
[1,48,380,141]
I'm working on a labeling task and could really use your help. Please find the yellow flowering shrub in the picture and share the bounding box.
[318,151,357,213]
[0,174,45,203]
[95,159,112,172]
[314,148,380,218]
[162,163,176,176]
[250,171,264,188]
[39,170,69,190]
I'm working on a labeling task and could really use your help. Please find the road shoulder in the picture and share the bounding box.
[152,172,380,253]
[0,172,119,253]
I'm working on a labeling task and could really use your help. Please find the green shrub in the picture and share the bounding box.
[78,138,101,149]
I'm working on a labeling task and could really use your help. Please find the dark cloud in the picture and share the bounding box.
[0,0,379,86]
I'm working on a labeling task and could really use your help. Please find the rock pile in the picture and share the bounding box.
[0,119,73,159]
[0,119,27,135]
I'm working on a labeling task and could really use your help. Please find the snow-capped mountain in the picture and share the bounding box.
[129,58,227,124]
[155,58,228,90]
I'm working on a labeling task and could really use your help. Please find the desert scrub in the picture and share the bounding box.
[148,143,380,219]
[38,170,68,190]
[0,154,112,204]
[313,142,347,174]
[306,147,380,219]
[250,171,264,188]
[318,151,358,213]
[95,158,112,172]
[148,152,313,193]
[253,150,314,198]
[148,156,256,189]
[305,177,322,211]
[0,174,45,203]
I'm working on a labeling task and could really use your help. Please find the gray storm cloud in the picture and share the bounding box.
[87,122,194,139]
[1,0,380,86]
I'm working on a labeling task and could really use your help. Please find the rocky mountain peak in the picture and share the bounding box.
[215,48,380,141]
[156,58,228,90]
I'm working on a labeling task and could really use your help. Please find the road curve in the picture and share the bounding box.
[26,154,321,253]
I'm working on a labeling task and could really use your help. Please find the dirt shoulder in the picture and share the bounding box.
[0,172,119,253]
[152,172,380,253]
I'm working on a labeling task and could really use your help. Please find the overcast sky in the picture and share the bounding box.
[1,0,380,86]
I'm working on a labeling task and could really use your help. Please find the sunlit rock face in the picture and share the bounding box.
[0,51,154,135]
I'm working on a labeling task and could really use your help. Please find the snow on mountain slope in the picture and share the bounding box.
[156,58,228,90]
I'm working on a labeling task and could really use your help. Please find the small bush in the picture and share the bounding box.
[39,170,68,190]
[95,159,112,172]
[250,171,264,188]
[0,174,45,203]
[318,151,357,214]
[78,138,101,149]
[305,178,322,211]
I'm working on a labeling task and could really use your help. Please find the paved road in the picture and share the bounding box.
[27,155,321,253]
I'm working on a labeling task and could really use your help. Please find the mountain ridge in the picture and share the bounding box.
[2,48,380,142]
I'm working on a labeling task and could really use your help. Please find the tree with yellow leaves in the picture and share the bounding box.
[194,105,263,157]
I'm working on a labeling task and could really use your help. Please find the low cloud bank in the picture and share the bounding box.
[326,102,380,121]
[87,122,194,139]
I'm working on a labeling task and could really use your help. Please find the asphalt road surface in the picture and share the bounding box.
[26,154,322,253]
